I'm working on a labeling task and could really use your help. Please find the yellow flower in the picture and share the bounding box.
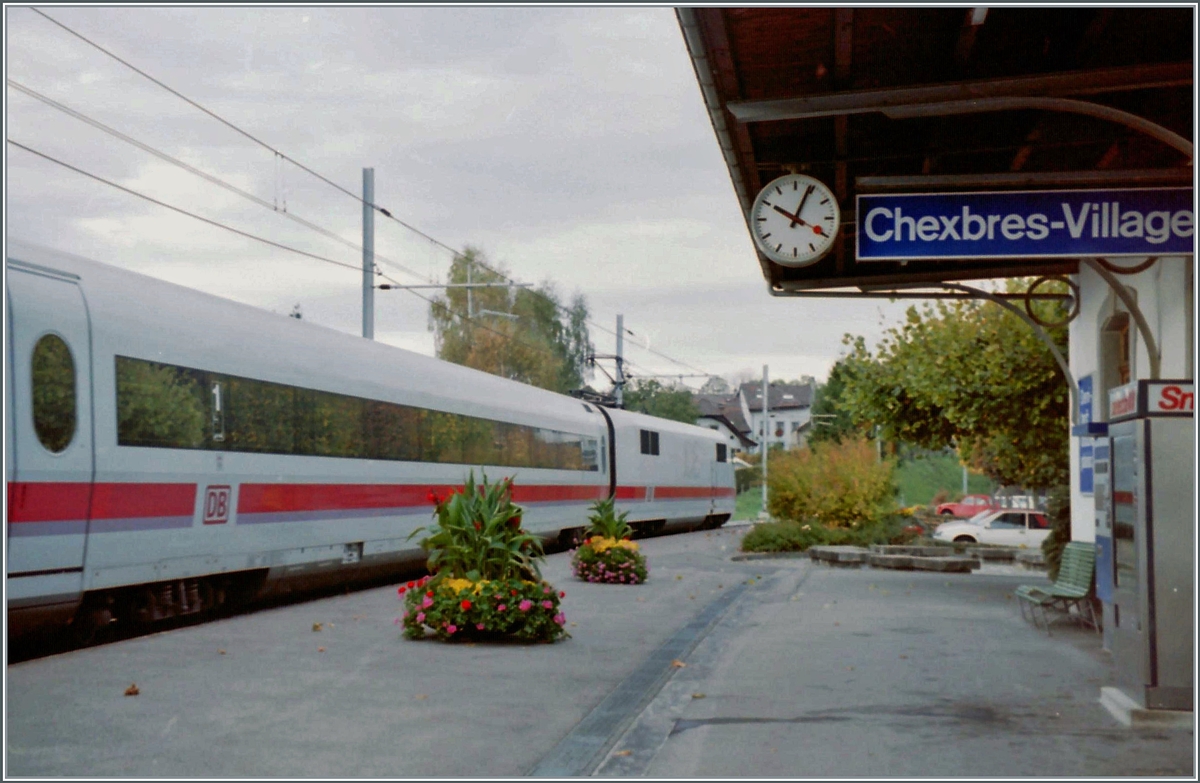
[441,578,488,595]
[586,536,640,554]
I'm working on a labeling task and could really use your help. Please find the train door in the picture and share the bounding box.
[6,265,94,613]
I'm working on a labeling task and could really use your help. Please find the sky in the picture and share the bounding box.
[5,6,912,391]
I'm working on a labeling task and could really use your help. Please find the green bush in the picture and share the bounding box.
[735,465,761,494]
[767,436,898,528]
[1040,484,1072,581]
[741,514,918,553]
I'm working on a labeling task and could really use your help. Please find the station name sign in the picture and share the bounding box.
[856,187,1194,261]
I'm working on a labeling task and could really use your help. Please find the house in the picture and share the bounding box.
[737,381,814,452]
[694,393,756,456]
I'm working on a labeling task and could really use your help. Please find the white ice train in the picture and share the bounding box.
[6,240,734,639]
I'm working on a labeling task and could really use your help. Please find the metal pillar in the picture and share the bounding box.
[761,364,769,518]
[615,315,625,407]
[362,167,375,340]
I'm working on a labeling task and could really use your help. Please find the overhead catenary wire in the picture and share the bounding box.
[8,139,362,274]
[26,6,715,379]
[7,77,434,285]
[9,137,581,369]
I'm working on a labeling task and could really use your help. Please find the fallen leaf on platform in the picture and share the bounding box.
[415,694,428,700]
[671,660,687,668]
[218,649,226,655]
[692,692,706,699]
[317,647,326,652]
[124,684,139,696]
[614,750,632,757]
[844,666,855,671]
[675,575,683,580]
[312,623,323,632]
[899,654,908,659]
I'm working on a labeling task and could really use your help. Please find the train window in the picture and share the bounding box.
[31,334,77,453]
[115,356,206,449]
[640,429,659,456]
[716,443,727,463]
[114,355,600,471]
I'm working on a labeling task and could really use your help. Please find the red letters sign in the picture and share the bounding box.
[203,485,231,524]
[1152,382,1194,413]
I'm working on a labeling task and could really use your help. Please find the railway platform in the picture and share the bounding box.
[5,525,1193,778]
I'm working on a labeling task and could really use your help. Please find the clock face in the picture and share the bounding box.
[749,174,841,267]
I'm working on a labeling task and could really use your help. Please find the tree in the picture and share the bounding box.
[699,376,731,395]
[429,247,592,394]
[807,360,856,445]
[621,378,700,423]
[836,280,1070,489]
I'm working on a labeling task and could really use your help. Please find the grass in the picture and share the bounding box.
[895,450,994,507]
[733,489,763,521]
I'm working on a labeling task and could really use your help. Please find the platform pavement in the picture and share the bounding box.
[5,525,1193,778]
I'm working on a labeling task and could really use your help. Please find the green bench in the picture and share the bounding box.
[1015,541,1098,634]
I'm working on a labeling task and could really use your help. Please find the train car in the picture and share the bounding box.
[5,240,733,640]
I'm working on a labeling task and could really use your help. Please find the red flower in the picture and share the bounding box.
[473,522,481,531]
[426,591,434,598]
[398,586,406,595]
[461,599,472,610]
[511,514,522,528]
[559,591,566,598]
[511,589,518,596]
[427,491,441,505]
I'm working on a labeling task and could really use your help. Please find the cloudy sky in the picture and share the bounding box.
[6,6,909,389]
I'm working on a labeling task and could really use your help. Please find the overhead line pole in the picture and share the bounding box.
[615,314,626,408]
[363,167,375,340]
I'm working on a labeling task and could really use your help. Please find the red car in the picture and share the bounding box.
[935,493,998,518]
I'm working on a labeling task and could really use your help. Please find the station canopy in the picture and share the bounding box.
[678,7,1194,294]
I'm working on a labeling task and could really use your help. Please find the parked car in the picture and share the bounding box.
[932,509,1052,546]
[935,493,998,518]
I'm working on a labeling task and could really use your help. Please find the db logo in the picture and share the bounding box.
[203,485,232,525]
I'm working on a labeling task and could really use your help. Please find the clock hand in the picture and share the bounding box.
[772,204,809,226]
[790,185,814,228]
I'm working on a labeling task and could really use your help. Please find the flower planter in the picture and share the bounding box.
[399,575,568,643]
[571,536,649,585]
[397,472,569,644]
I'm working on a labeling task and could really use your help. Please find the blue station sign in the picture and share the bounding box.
[856,187,1194,261]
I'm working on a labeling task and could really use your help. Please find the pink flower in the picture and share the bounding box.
[416,612,425,623]
[422,595,434,609]
[542,600,553,609]
[519,599,533,612]
[497,604,507,612]
[476,623,485,630]
[393,617,402,625]
[553,613,566,626]
[447,624,457,634]
[543,585,552,594]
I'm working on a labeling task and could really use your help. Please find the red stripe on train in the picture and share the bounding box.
[237,483,609,514]
[7,482,195,522]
